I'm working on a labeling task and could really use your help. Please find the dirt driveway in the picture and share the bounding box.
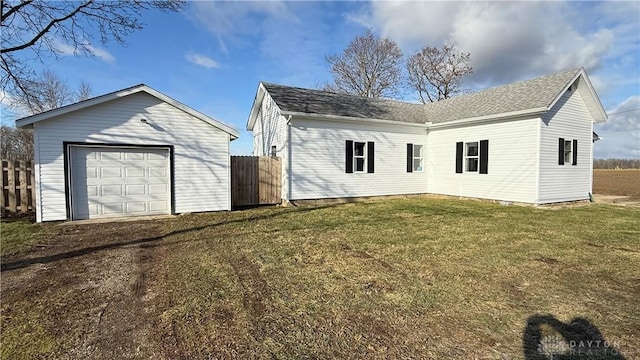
[1,219,169,359]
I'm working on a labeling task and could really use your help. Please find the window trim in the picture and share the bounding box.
[558,138,578,166]
[465,141,479,172]
[353,141,367,173]
[564,139,572,164]
[412,144,424,172]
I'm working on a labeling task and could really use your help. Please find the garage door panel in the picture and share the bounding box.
[148,152,168,161]
[125,167,145,178]
[126,202,146,213]
[101,167,123,178]
[126,185,146,195]
[101,152,122,161]
[125,152,145,160]
[149,201,168,212]
[71,147,170,220]
[149,184,168,195]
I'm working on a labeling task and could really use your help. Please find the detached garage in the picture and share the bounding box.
[16,84,239,222]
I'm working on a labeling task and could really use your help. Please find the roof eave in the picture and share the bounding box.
[546,68,608,124]
[246,83,267,131]
[280,110,429,128]
[15,84,147,128]
[427,107,548,129]
[15,85,240,139]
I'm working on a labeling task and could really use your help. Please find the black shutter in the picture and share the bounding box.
[346,140,353,173]
[558,138,565,165]
[407,143,413,173]
[367,142,375,173]
[455,142,463,173]
[572,139,578,165]
[479,140,489,174]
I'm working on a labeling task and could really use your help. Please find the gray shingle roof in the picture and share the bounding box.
[262,83,428,124]
[262,68,581,125]
[423,68,581,123]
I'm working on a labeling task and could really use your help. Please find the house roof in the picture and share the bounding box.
[261,83,427,124]
[248,67,607,130]
[423,68,582,123]
[15,84,240,139]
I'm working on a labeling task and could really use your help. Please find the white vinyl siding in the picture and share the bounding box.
[33,92,231,221]
[289,118,427,199]
[538,88,593,203]
[426,118,540,203]
[251,91,289,200]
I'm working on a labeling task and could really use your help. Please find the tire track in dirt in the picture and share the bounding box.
[228,254,272,341]
[1,221,166,359]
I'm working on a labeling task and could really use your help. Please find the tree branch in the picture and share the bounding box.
[1,1,94,54]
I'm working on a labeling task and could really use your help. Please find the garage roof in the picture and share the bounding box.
[15,84,240,139]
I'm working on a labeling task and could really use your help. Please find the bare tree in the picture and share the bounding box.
[1,125,33,160]
[325,29,403,98]
[76,81,93,102]
[3,71,94,160]
[1,0,185,107]
[12,70,92,114]
[406,45,473,103]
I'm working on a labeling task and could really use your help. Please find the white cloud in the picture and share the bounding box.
[187,1,293,52]
[186,1,339,87]
[185,52,220,69]
[53,40,115,64]
[595,96,640,159]
[359,2,617,86]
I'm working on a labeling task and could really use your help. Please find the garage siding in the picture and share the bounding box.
[33,92,231,221]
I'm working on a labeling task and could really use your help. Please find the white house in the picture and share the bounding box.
[16,84,239,222]
[247,68,607,204]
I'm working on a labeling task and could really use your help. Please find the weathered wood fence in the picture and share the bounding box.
[2,159,36,215]
[231,156,281,207]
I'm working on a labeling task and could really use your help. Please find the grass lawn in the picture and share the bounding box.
[2,198,639,358]
[0,219,50,256]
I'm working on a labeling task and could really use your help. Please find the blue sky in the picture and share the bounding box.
[3,1,639,158]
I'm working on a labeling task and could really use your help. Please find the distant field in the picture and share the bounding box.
[593,169,640,199]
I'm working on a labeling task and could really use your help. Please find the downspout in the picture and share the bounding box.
[286,115,292,203]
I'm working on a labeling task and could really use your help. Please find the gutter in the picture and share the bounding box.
[427,107,548,130]
[280,111,429,128]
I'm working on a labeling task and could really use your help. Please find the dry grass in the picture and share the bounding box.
[151,199,640,359]
[593,169,640,199]
[2,199,639,359]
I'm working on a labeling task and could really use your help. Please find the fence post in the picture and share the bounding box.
[19,160,28,211]
[7,160,16,212]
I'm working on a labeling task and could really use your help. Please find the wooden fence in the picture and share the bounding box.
[1,156,281,214]
[231,156,281,207]
[2,159,36,215]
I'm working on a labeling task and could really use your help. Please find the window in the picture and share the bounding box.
[413,144,424,172]
[564,140,572,164]
[558,138,578,166]
[406,143,424,172]
[346,140,374,173]
[456,140,488,174]
[270,145,277,157]
[354,142,366,172]
[465,142,479,172]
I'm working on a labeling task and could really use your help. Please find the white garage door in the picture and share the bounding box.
[70,146,170,220]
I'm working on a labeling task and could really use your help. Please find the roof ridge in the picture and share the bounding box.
[423,67,582,108]
[261,82,425,108]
